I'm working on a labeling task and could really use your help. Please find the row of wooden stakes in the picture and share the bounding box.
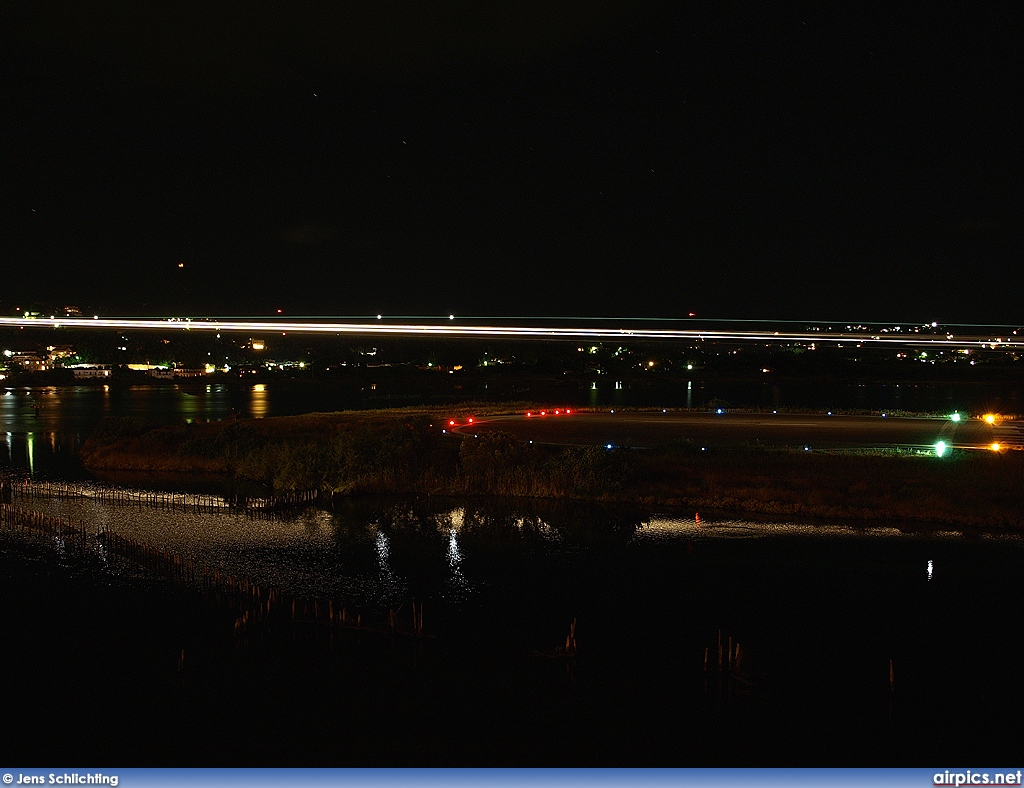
[3,474,319,514]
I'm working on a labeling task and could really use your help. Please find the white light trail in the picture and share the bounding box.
[0,316,1021,349]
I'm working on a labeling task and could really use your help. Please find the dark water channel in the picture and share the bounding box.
[1,385,1023,764]
[4,493,1024,764]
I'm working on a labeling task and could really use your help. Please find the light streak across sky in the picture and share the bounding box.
[0,317,1021,349]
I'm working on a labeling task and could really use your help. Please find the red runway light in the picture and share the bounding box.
[467,417,474,424]
[526,412,532,417]
[448,419,455,426]
[554,409,561,415]
[565,409,571,414]
[540,410,546,416]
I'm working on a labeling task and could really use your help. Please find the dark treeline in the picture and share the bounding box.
[79,412,1024,530]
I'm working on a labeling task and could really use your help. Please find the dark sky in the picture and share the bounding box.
[2,2,1022,323]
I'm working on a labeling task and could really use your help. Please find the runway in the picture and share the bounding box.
[450,410,1019,452]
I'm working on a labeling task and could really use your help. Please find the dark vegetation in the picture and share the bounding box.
[79,408,1024,530]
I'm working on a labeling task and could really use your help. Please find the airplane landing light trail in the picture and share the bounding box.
[0,316,1021,350]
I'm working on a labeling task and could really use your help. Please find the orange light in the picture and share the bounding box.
[990,442,1002,452]
[984,413,999,425]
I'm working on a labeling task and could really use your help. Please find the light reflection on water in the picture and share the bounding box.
[638,514,1023,542]
[18,494,1024,621]
[446,526,469,599]
[374,529,404,602]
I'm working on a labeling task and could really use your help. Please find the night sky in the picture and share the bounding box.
[2,3,1022,323]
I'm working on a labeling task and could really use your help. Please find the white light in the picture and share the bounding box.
[927,559,933,580]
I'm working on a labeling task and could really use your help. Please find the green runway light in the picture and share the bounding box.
[934,440,948,457]
[950,412,961,422]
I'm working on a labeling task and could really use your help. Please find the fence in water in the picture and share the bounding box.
[2,474,319,514]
